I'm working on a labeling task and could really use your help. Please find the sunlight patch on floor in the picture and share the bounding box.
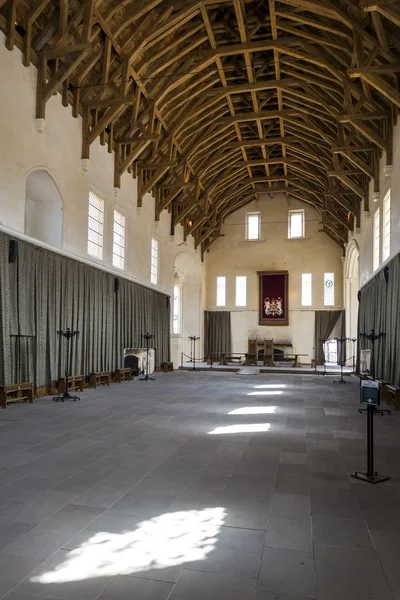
[254,384,286,389]
[208,423,271,434]
[229,406,277,415]
[31,508,226,584]
[247,391,283,396]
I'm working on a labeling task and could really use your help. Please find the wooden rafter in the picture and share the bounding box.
[1,0,399,253]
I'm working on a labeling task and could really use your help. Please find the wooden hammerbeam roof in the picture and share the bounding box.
[1,0,400,253]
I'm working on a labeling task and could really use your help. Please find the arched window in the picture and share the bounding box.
[25,170,63,248]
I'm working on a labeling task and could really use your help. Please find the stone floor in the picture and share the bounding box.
[0,371,399,600]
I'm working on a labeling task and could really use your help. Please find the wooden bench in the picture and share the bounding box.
[89,372,111,388]
[114,368,132,382]
[220,353,243,365]
[57,375,84,394]
[161,362,173,373]
[386,385,400,409]
[0,383,34,409]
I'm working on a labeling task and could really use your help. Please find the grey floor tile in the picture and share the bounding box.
[189,472,230,491]
[0,478,55,504]
[280,452,307,466]
[3,592,62,600]
[269,493,310,519]
[314,545,392,600]
[3,491,79,527]
[168,569,256,600]
[265,516,312,552]
[0,373,399,600]
[73,484,131,509]
[258,547,315,598]
[310,488,361,519]
[15,548,112,600]
[274,474,310,496]
[255,588,310,600]
[313,516,373,550]
[221,501,270,530]
[107,490,177,518]
[1,528,72,560]
[98,575,173,599]
[37,504,104,536]
[188,525,265,578]
[369,529,400,594]
[0,554,44,587]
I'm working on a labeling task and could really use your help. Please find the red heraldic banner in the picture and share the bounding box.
[257,270,289,326]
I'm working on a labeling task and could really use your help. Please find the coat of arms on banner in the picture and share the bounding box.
[264,297,283,317]
[258,271,289,326]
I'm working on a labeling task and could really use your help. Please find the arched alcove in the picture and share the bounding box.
[344,240,360,357]
[25,170,63,248]
[171,251,202,367]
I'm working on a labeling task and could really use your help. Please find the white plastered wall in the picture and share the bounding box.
[0,31,202,362]
[204,196,344,363]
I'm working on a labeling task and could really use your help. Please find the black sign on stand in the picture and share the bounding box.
[351,381,390,484]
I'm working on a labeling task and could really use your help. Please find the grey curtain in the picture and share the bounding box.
[204,311,231,359]
[358,253,400,385]
[314,310,342,364]
[0,231,170,393]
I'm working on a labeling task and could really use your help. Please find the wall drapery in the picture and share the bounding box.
[314,310,343,364]
[0,232,170,393]
[204,311,231,359]
[358,252,400,386]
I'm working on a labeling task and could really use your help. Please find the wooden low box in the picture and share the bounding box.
[114,368,132,382]
[89,372,111,388]
[0,383,34,409]
[161,362,173,373]
[58,375,84,393]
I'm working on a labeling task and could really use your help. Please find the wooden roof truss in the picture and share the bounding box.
[1,0,400,253]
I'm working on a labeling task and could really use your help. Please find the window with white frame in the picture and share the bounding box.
[383,190,391,261]
[151,238,159,285]
[246,213,260,240]
[302,273,312,306]
[373,208,380,271]
[236,276,247,307]
[324,272,334,306]
[112,210,125,270]
[216,276,226,307]
[288,209,304,239]
[173,283,182,334]
[87,190,104,259]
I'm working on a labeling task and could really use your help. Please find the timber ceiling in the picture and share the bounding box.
[1,0,400,253]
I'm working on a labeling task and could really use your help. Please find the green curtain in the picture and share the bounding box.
[204,311,231,359]
[0,231,170,391]
[358,253,400,385]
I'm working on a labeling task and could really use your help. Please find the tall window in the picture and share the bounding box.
[246,213,260,240]
[112,210,125,270]
[302,273,312,306]
[324,272,334,306]
[173,284,182,334]
[289,210,304,238]
[151,238,158,284]
[373,208,380,271]
[216,276,226,306]
[236,276,247,307]
[383,190,391,261]
[87,191,104,259]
